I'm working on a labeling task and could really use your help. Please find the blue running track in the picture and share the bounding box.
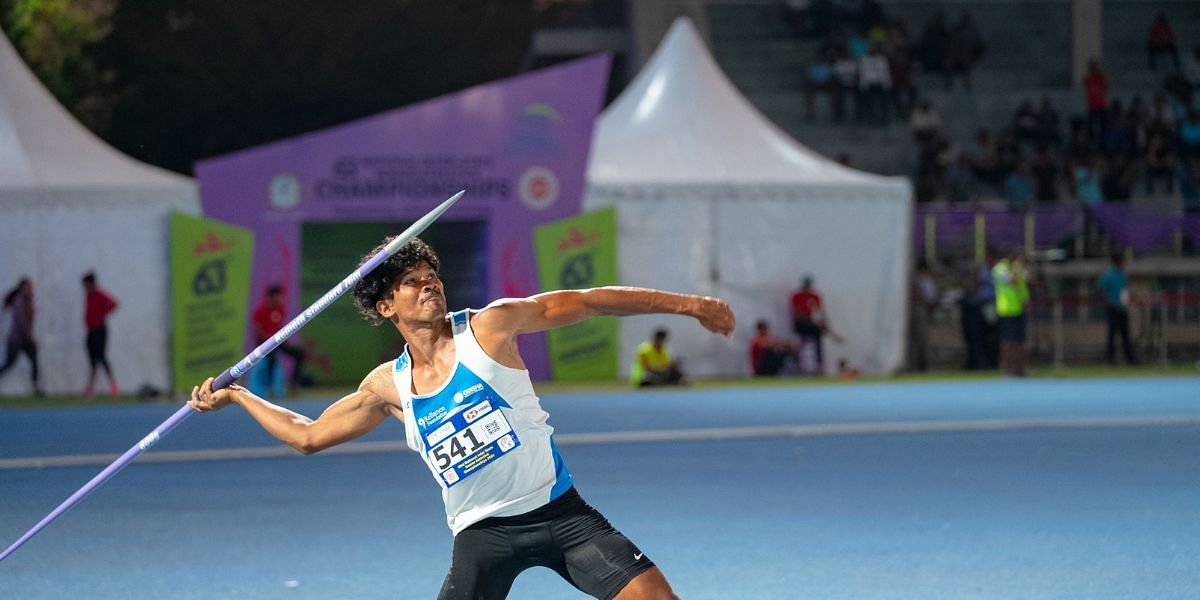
[2,377,1198,598]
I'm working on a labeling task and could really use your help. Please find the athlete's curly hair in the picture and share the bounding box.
[351,237,441,325]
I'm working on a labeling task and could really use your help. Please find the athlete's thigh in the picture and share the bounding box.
[438,526,523,600]
[552,500,655,599]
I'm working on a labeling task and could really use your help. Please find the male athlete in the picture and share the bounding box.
[190,237,735,599]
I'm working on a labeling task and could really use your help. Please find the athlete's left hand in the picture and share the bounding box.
[694,296,735,336]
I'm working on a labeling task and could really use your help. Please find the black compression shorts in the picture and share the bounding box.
[438,487,655,600]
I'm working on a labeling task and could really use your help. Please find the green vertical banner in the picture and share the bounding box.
[533,207,618,380]
[170,212,254,391]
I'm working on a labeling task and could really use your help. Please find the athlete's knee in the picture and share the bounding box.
[614,567,676,600]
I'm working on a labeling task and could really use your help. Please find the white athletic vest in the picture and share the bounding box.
[393,309,573,535]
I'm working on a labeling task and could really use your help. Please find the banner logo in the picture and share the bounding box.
[518,166,559,210]
[269,173,302,211]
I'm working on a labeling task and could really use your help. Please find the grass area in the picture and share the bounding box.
[2,363,1195,409]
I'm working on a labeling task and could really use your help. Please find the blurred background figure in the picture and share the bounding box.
[1099,252,1138,366]
[81,272,119,398]
[252,285,310,394]
[630,328,685,387]
[992,247,1030,377]
[749,320,798,376]
[0,278,41,396]
[909,258,939,372]
[790,275,841,374]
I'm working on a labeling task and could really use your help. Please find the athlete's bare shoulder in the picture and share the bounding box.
[360,361,402,412]
[470,297,536,336]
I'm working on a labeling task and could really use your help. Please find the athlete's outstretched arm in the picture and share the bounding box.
[189,363,397,455]
[478,286,735,337]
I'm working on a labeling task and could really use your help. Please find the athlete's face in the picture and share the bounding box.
[379,261,445,322]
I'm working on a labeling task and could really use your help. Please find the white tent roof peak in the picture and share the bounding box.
[0,33,191,190]
[590,17,894,187]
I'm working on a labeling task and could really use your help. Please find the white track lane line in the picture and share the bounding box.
[2,415,1199,470]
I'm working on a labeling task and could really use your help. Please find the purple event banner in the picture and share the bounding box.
[196,55,611,379]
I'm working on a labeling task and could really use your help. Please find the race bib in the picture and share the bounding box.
[422,399,522,488]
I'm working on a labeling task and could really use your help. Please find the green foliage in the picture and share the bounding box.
[5,0,114,108]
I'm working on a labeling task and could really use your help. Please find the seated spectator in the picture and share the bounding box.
[749,320,798,376]
[857,44,892,124]
[970,128,1001,190]
[1147,12,1180,71]
[1102,155,1137,203]
[1036,96,1063,147]
[832,49,859,122]
[1181,110,1200,158]
[1073,154,1105,204]
[887,37,917,116]
[944,152,976,204]
[630,328,685,387]
[1149,92,1177,135]
[945,11,984,90]
[1102,108,1135,159]
[1181,156,1200,214]
[1083,59,1109,140]
[917,10,949,75]
[1031,145,1061,203]
[1145,132,1177,194]
[1013,99,1039,145]
[909,98,942,144]
[1004,159,1035,211]
[804,50,836,122]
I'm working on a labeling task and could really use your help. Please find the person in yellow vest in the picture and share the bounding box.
[992,246,1031,377]
[630,328,686,387]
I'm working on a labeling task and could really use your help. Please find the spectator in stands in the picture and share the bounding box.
[832,48,859,123]
[0,278,41,396]
[82,272,119,398]
[909,258,938,371]
[749,320,798,376]
[1144,132,1177,194]
[804,49,836,122]
[992,246,1030,377]
[253,285,310,390]
[1036,96,1063,148]
[858,44,892,125]
[958,263,985,370]
[1031,145,1061,204]
[791,275,839,373]
[1103,155,1137,203]
[1098,252,1137,365]
[909,98,941,144]
[1147,12,1180,72]
[944,151,976,204]
[970,128,1001,192]
[1180,156,1200,214]
[630,328,685,387]
[887,29,917,116]
[1102,105,1135,159]
[1004,159,1035,211]
[1180,110,1200,158]
[1083,59,1109,141]
[917,10,949,76]
[1013,99,1040,146]
[1073,153,1105,204]
[1149,92,1177,135]
[945,11,984,90]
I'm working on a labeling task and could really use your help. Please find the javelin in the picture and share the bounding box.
[0,190,465,563]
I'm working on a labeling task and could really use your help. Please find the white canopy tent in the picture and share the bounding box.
[0,33,198,395]
[585,17,913,378]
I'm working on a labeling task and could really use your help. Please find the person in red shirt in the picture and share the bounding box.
[1147,12,1180,71]
[82,272,118,397]
[253,285,308,389]
[1083,59,1109,141]
[749,320,797,376]
[790,275,841,373]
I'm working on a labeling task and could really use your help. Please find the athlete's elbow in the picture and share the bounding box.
[291,434,326,455]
